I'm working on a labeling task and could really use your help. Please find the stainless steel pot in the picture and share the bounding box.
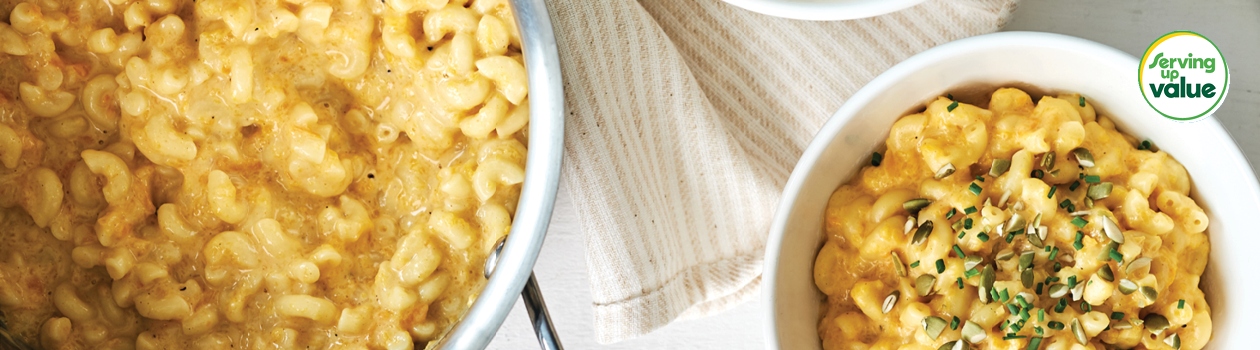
[0,0,564,348]
[435,0,565,349]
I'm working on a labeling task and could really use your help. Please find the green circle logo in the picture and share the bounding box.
[1139,31,1230,122]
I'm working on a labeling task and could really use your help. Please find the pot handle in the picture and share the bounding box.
[522,272,563,350]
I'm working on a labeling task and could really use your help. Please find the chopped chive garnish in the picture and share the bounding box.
[1080,172,1086,179]
[1055,298,1067,312]
[976,175,985,182]
[953,245,966,258]
[910,260,920,268]
[1109,249,1123,262]
[1028,336,1044,350]
[871,152,883,166]
[958,230,966,239]
[1080,301,1092,313]
[1048,246,1059,261]
[965,268,980,278]
[1140,139,1153,151]
[1059,199,1072,208]
[957,277,964,289]
[1004,334,1027,340]
[999,289,1010,302]
[1035,326,1045,335]
[1007,303,1020,314]
[1006,232,1016,243]
[1084,175,1101,183]
[947,94,955,100]
[936,259,946,273]
[1067,276,1078,288]
[1031,169,1044,179]
[948,101,959,112]
[1038,309,1045,322]
[964,206,977,214]
[1070,181,1081,191]
[1179,299,1186,309]
[1048,321,1064,330]
[1046,276,1060,283]
[946,208,957,219]
[951,315,960,330]
[1047,185,1057,199]
[1071,217,1088,228]
[1079,96,1086,107]
[1111,312,1124,320]
[1053,262,1062,272]
[977,232,990,242]
[1035,282,1044,295]
[969,182,982,195]
[964,218,973,230]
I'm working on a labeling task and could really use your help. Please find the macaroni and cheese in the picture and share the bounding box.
[0,0,530,349]
[814,88,1211,350]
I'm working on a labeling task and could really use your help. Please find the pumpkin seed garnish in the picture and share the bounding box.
[1087,182,1113,200]
[937,340,968,350]
[1141,286,1159,301]
[996,249,1016,261]
[1118,279,1139,295]
[1019,251,1036,270]
[1021,269,1035,289]
[1098,264,1115,282]
[913,221,935,245]
[991,159,1011,177]
[1028,230,1044,248]
[1048,283,1069,298]
[1069,210,1090,216]
[1071,318,1087,344]
[1101,215,1124,244]
[892,252,908,277]
[1007,213,1026,234]
[923,316,948,339]
[961,320,986,344]
[904,198,931,215]
[936,163,957,180]
[963,256,983,271]
[1072,148,1095,168]
[1126,257,1152,275]
[1165,333,1182,349]
[882,290,900,314]
[905,216,916,235]
[917,274,937,296]
[1113,320,1134,330]
[979,265,995,303]
[1041,151,1056,169]
[1144,313,1170,334]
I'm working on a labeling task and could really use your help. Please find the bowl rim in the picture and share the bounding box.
[761,31,1260,349]
[437,0,566,348]
[721,0,927,21]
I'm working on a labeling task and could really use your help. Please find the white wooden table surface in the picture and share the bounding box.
[489,0,1260,348]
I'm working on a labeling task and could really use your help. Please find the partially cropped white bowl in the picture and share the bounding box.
[722,0,925,21]
[763,31,1260,349]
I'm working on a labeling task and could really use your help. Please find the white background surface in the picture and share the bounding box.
[488,0,1260,348]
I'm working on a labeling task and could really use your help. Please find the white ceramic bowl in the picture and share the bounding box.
[763,31,1260,349]
[722,0,925,21]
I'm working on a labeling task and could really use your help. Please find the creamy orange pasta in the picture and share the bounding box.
[0,0,529,349]
[814,88,1211,350]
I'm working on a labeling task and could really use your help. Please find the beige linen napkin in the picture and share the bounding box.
[546,0,1018,343]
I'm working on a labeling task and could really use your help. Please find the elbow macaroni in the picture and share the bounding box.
[815,88,1212,350]
[0,0,530,348]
